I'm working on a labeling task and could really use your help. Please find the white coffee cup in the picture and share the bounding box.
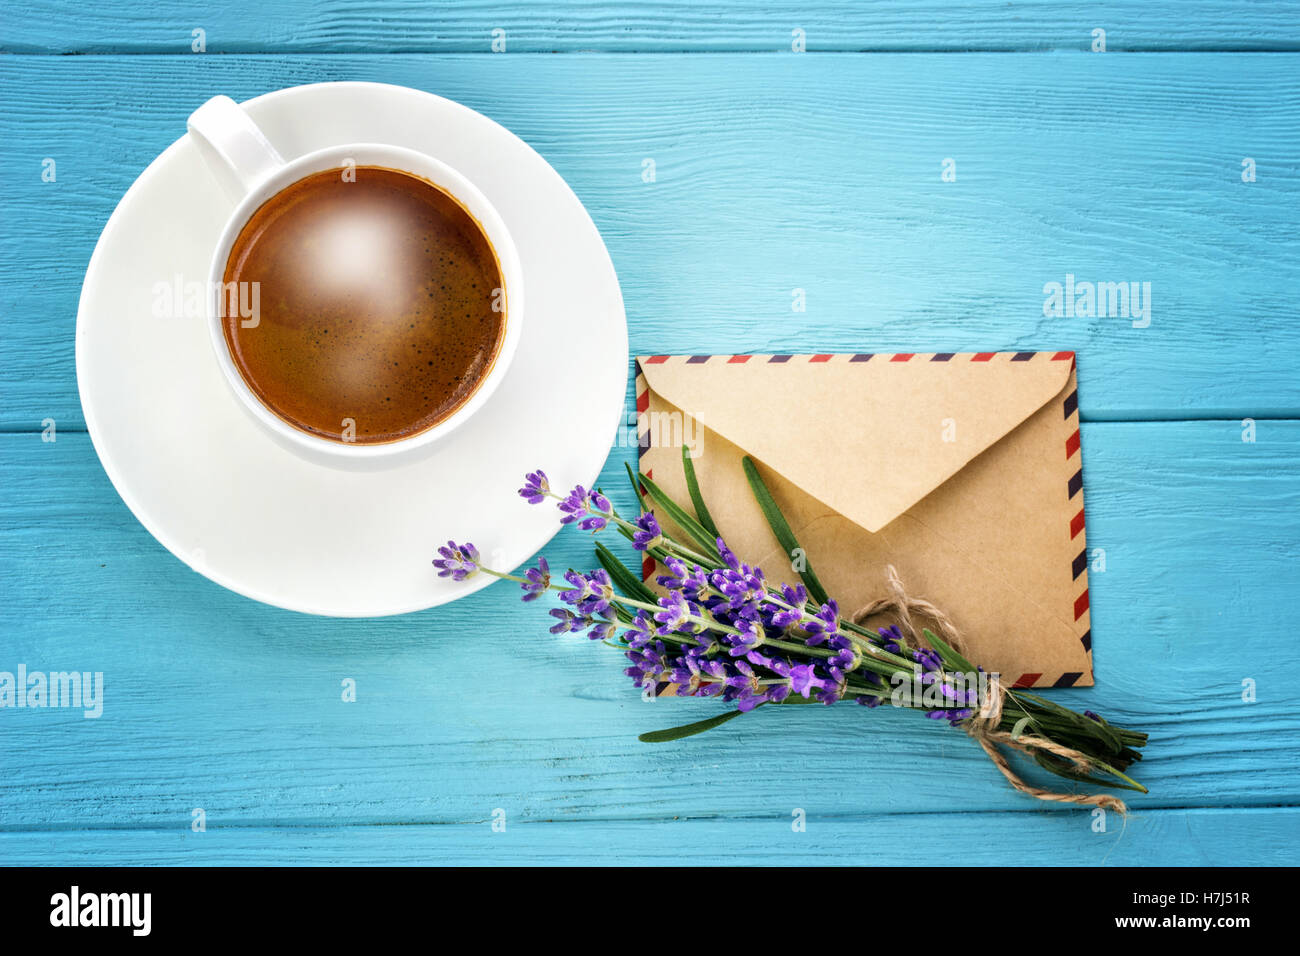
[187,95,524,469]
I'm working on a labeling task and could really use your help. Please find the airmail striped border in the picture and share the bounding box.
[641,351,1077,365]
[635,351,1091,693]
[1009,368,1091,689]
[633,362,656,582]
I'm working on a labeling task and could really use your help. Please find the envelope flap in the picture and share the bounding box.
[638,353,1075,533]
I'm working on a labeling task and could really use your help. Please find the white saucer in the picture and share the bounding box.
[76,82,627,616]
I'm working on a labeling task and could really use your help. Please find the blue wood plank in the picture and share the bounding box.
[2,13,1297,864]
[2,54,1299,430]
[3,2,1299,53]
[1,808,1295,866]
[2,421,1297,855]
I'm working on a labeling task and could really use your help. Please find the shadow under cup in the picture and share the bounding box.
[220,165,508,445]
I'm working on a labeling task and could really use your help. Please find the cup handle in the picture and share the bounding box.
[187,95,286,196]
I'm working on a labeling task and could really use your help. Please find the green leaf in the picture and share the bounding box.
[595,541,658,605]
[920,627,977,674]
[681,445,720,538]
[639,709,745,743]
[1014,690,1127,754]
[741,456,830,606]
[1029,750,1147,793]
[1010,716,1032,741]
[636,470,723,561]
[624,462,648,510]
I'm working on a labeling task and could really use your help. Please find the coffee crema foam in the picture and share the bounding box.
[223,166,506,444]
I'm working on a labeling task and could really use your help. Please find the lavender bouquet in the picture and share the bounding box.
[436,451,1149,812]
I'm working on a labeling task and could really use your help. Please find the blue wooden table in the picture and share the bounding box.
[2,2,1299,866]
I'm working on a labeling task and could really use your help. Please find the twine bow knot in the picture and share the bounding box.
[852,566,1128,814]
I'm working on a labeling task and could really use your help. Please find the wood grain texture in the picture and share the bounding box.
[2,421,1297,866]
[3,14,1299,866]
[2,53,1299,431]
[1,809,1295,866]
[3,2,1299,53]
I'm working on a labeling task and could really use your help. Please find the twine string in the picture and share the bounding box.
[850,565,1128,814]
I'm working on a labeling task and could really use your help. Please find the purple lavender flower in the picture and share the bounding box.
[722,661,751,692]
[770,583,808,629]
[582,569,615,614]
[682,566,712,602]
[556,484,612,531]
[877,625,905,654]
[625,640,669,687]
[829,644,860,671]
[558,569,614,614]
[670,655,718,696]
[816,665,847,705]
[684,629,720,658]
[913,647,944,674]
[709,561,766,613]
[557,485,592,525]
[669,655,699,684]
[740,655,791,704]
[926,707,974,727]
[587,615,617,642]
[722,659,770,712]
[674,656,726,698]
[802,600,840,647]
[654,555,710,601]
[789,663,824,699]
[725,617,765,657]
[549,608,588,634]
[766,658,792,678]
[625,611,656,649]
[519,470,550,504]
[656,555,686,585]
[493,471,1150,797]
[631,512,663,551]
[557,569,588,605]
[653,590,699,634]
[519,556,550,602]
[432,540,480,581]
[939,679,979,707]
[691,658,721,680]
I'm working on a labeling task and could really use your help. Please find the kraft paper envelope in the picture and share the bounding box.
[635,352,1093,689]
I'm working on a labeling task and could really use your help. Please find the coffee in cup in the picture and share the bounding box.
[221,165,506,444]
[188,94,525,468]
